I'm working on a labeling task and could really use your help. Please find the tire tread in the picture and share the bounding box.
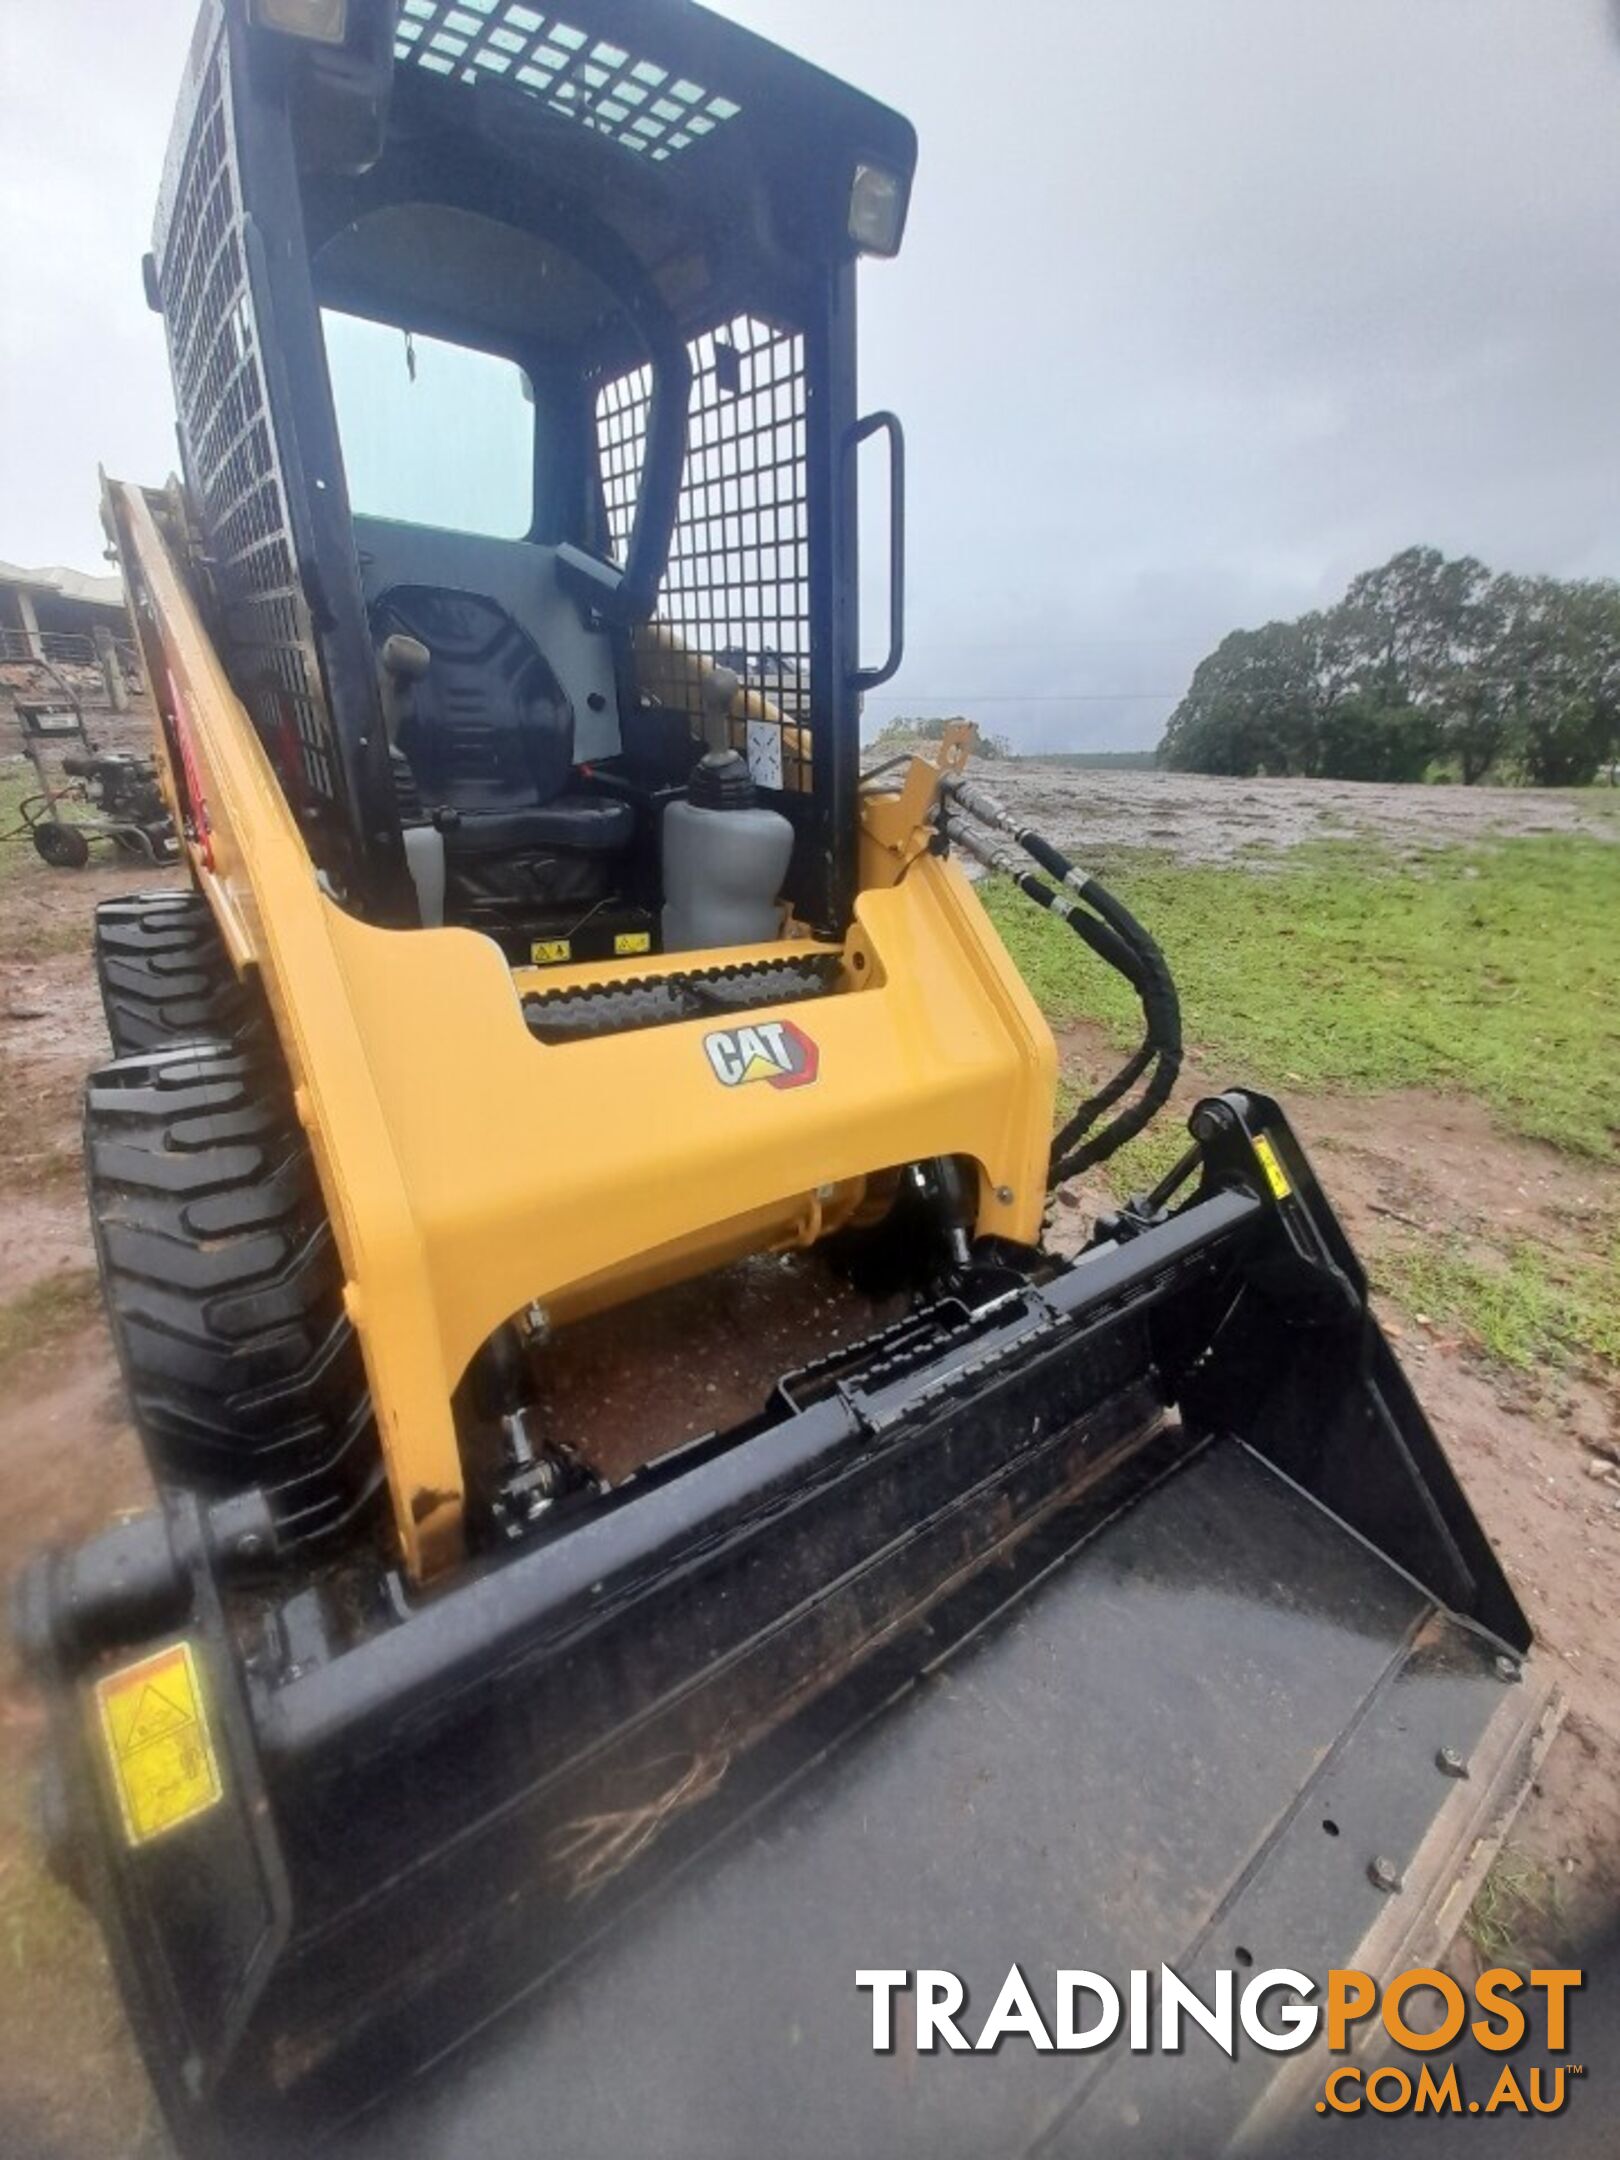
[85,1041,380,1546]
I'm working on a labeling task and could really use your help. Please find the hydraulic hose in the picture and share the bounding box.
[940,776,1183,1187]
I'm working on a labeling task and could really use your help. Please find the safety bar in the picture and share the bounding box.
[850,410,905,691]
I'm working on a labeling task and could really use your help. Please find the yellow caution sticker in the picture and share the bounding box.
[531,938,572,965]
[94,1641,223,1847]
[1252,1133,1292,1201]
[613,931,652,956]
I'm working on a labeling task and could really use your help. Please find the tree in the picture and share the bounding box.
[868,716,1013,760]
[1159,608,1425,781]
[1332,548,1508,781]
[1339,547,1489,700]
[1316,693,1438,783]
[1497,577,1620,786]
[1158,620,1324,777]
[1428,572,1510,784]
[1160,549,1620,786]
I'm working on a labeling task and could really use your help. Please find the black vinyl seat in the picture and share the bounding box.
[435,798,633,854]
[370,584,632,857]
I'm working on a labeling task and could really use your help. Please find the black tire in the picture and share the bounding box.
[92,890,265,1057]
[34,819,90,869]
[84,1041,381,1548]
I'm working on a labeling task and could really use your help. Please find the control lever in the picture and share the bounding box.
[700,665,740,755]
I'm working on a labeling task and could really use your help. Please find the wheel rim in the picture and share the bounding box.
[34,821,90,868]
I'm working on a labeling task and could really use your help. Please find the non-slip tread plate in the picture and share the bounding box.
[523,950,842,1043]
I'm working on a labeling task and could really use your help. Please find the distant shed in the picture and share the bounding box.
[0,560,139,711]
[0,559,128,658]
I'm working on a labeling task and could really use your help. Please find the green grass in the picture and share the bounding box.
[984,836,1620,1160]
[0,768,37,877]
[0,1269,102,1377]
[1376,1235,1620,1372]
[1465,1846,1566,1970]
[0,760,115,958]
[1003,834,1620,1374]
[1051,1077,1195,1206]
[0,763,94,883]
[1099,1122,1198,1205]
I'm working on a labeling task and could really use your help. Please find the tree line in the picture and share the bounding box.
[868,716,1014,760]
[1158,548,1620,785]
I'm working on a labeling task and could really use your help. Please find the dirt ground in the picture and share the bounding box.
[0,761,1616,2156]
[983,762,1620,865]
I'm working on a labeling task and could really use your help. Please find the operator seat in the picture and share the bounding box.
[370,585,632,926]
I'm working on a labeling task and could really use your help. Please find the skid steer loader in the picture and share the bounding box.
[16,3,1558,2153]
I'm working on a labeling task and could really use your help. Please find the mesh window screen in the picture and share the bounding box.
[598,317,811,792]
[155,30,336,806]
[394,1,744,163]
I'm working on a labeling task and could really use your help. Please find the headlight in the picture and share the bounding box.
[251,0,348,44]
[848,163,906,257]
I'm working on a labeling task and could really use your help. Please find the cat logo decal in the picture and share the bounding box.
[702,1020,819,1091]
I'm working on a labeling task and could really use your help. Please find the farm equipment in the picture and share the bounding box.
[6,671,176,867]
[15,3,1555,2154]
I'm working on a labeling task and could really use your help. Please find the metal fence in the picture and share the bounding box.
[0,626,140,675]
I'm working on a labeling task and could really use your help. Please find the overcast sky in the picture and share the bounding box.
[3,1,1619,749]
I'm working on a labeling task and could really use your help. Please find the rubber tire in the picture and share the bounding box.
[92,890,265,1057]
[34,820,90,869]
[84,1041,380,1548]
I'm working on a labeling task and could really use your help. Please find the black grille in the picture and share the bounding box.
[524,951,840,1043]
[393,1,744,162]
[154,24,335,806]
[598,317,811,792]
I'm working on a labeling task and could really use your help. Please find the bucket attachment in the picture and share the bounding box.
[17,1095,1549,2155]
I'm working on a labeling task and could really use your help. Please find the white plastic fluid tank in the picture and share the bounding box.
[662,749,795,952]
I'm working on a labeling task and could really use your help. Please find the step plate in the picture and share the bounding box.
[523,951,843,1044]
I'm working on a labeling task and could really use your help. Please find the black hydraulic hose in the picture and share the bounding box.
[1007,864,1141,982]
[940,776,1184,1185]
[993,857,1163,1162]
[945,817,1137,985]
[1050,1044,1178,1185]
[1059,1038,1154,1141]
[947,779,1179,1028]
[1046,862,1182,1179]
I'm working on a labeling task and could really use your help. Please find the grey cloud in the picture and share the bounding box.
[4,1,1618,752]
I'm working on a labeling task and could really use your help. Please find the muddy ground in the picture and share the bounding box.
[982,762,1620,865]
[0,759,1616,2156]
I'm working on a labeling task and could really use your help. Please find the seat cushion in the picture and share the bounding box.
[441,794,635,856]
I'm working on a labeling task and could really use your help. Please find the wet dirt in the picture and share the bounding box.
[979,764,1620,866]
[0,887,167,2155]
[0,780,1615,2153]
[545,1254,902,1485]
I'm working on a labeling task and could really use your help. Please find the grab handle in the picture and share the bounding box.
[849,410,905,692]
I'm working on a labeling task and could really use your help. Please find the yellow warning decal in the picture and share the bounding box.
[613,931,652,956]
[531,938,572,965]
[1252,1133,1292,1201]
[94,1640,223,1847]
